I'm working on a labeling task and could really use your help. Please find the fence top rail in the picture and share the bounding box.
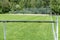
[0,20,55,23]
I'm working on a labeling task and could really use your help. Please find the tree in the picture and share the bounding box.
[2,0,11,13]
[50,0,60,14]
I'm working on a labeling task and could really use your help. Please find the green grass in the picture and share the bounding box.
[0,14,60,40]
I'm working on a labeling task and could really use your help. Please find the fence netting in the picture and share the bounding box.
[0,22,54,40]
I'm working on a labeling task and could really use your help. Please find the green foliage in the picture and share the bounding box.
[0,0,60,14]
[1,0,11,13]
[0,1,2,13]
[50,0,60,14]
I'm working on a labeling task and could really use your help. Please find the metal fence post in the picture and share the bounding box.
[56,15,58,40]
[50,12,56,40]
[3,22,6,40]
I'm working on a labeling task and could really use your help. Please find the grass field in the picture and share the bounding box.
[0,14,60,40]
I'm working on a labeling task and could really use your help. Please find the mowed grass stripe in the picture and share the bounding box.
[0,14,51,20]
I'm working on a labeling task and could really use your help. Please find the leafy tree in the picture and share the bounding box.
[0,0,60,14]
[50,0,60,14]
[2,0,11,13]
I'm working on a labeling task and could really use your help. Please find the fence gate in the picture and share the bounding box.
[0,15,58,40]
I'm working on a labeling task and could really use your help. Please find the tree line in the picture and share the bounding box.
[0,0,60,14]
